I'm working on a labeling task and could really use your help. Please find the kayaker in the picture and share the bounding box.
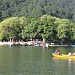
[68,52,72,56]
[55,50,60,55]
[72,51,75,56]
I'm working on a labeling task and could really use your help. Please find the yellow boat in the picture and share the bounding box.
[52,53,75,59]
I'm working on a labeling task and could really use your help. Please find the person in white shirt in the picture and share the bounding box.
[68,52,71,56]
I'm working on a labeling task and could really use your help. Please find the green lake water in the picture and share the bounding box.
[0,46,75,75]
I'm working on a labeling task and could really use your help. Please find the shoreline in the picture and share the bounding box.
[0,41,74,47]
[49,45,69,46]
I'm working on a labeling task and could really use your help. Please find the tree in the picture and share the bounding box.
[56,19,73,44]
[0,17,25,41]
[38,15,57,42]
[21,18,38,40]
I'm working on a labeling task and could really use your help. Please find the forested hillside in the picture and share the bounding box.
[0,0,75,21]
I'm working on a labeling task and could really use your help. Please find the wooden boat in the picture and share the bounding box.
[52,53,75,59]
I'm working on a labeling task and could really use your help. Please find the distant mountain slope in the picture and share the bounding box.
[0,0,75,21]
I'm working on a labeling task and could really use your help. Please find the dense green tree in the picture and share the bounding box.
[37,15,58,42]
[71,23,75,40]
[0,17,25,41]
[55,19,73,44]
[21,17,38,40]
[0,15,75,44]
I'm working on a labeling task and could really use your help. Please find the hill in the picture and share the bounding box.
[0,0,75,21]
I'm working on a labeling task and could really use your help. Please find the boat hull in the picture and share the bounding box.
[52,53,75,59]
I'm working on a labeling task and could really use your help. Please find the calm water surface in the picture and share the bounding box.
[0,46,75,75]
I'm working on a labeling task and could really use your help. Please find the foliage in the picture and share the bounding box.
[0,17,25,40]
[0,0,75,21]
[0,15,75,44]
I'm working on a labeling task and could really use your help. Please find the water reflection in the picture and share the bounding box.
[52,57,75,75]
[0,46,75,75]
[68,59,75,75]
[68,59,72,75]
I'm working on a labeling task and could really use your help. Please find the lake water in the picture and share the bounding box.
[0,46,75,75]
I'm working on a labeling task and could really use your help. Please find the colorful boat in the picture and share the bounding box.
[52,53,75,59]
